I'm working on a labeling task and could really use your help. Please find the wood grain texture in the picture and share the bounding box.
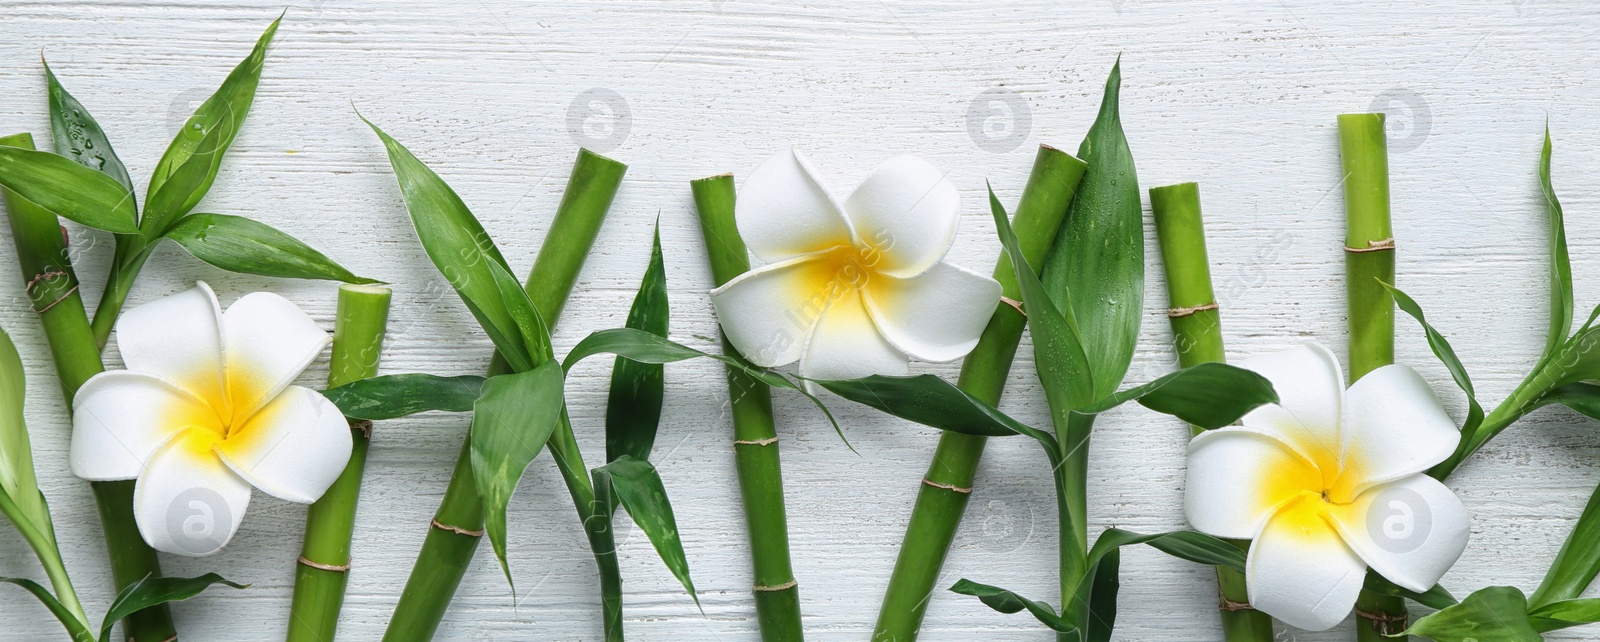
[2,0,1600,639]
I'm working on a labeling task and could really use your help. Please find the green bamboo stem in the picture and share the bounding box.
[872,144,1086,642]
[89,238,151,350]
[0,132,176,641]
[589,465,626,638]
[287,284,392,642]
[383,148,625,642]
[1340,114,1396,381]
[1339,114,1407,641]
[1055,411,1094,640]
[1151,182,1273,642]
[691,173,803,641]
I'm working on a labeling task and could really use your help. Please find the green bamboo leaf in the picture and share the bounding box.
[1040,58,1142,400]
[594,455,700,609]
[1539,127,1574,366]
[1382,281,1485,434]
[815,374,1056,446]
[363,117,526,365]
[320,373,486,420]
[143,15,279,229]
[0,145,138,233]
[1,577,93,642]
[1402,586,1541,642]
[0,325,46,534]
[484,257,549,371]
[1077,362,1278,430]
[563,328,844,443]
[1530,597,1600,632]
[468,361,566,588]
[948,579,1074,633]
[1534,383,1600,421]
[1529,475,1600,609]
[1048,528,1248,639]
[44,61,133,196]
[607,223,668,464]
[162,213,376,284]
[97,573,247,642]
[1085,549,1120,642]
[988,185,1095,411]
[1086,528,1246,574]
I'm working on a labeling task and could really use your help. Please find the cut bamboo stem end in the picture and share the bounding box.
[875,145,1086,642]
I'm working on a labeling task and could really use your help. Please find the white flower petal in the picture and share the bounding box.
[215,386,353,504]
[1327,474,1470,593]
[798,290,907,388]
[863,262,1000,362]
[1246,496,1368,631]
[114,282,226,412]
[222,292,330,425]
[843,155,961,278]
[133,428,251,557]
[1237,342,1346,473]
[1184,427,1322,539]
[70,372,221,481]
[1335,364,1460,499]
[710,253,839,367]
[736,148,854,263]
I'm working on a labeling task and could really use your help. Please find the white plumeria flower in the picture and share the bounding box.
[70,282,351,556]
[1184,342,1470,630]
[711,149,1001,384]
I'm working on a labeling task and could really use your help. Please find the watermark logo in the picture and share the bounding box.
[167,88,213,140]
[966,88,1031,154]
[1367,89,1432,154]
[955,498,1033,554]
[165,487,232,555]
[1365,485,1431,554]
[567,88,632,153]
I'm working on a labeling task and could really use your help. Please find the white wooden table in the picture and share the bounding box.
[3,1,1600,639]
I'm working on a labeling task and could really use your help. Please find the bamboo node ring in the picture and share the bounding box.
[297,555,350,573]
[1344,237,1396,253]
[1354,606,1407,635]
[922,479,973,494]
[1168,302,1219,318]
[753,580,798,592]
[431,518,484,537]
[999,296,1025,317]
[351,419,374,438]
[734,436,778,447]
